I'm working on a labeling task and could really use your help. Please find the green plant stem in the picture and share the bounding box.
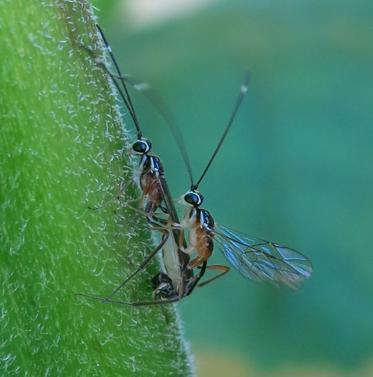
[0,1,193,375]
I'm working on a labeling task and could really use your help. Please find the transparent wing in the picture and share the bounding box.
[214,225,312,289]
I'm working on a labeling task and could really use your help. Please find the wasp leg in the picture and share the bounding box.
[182,261,207,298]
[187,256,206,269]
[108,229,170,299]
[76,292,181,307]
[115,198,167,228]
[76,229,170,303]
[197,265,230,288]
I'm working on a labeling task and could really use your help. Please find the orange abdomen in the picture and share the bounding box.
[195,226,214,262]
[140,172,163,209]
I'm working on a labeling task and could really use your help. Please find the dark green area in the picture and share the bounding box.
[96,0,373,374]
[0,1,191,376]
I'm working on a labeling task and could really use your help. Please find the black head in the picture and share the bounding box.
[152,273,177,300]
[132,138,152,155]
[183,190,204,207]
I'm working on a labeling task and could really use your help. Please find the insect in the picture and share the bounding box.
[95,24,170,221]
[79,29,312,307]
[108,71,313,296]
[143,73,312,294]
[80,25,201,302]
[171,75,313,290]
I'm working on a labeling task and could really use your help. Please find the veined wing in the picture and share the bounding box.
[214,225,312,289]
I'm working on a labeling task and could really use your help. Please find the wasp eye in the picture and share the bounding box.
[184,191,203,206]
[132,139,152,154]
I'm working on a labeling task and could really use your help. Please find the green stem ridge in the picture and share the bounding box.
[0,0,193,375]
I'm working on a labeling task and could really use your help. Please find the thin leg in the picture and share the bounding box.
[183,261,207,297]
[89,191,175,235]
[115,198,169,229]
[89,194,167,230]
[188,256,205,268]
[76,292,180,307]
[197,265,230,288]
[105,230,170,300]
[76,263,227,307]
[77,231,169,302]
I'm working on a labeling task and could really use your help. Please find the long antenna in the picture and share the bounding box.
[130,84,195,186]
[95,24,194,183]
[192,73,250,190]
[96,24,143,139]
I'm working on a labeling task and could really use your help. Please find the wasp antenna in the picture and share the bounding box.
[108,71,143,139]
[141,90,195,187]
[97,23,195,183]
[121,74,195,186]
[96,24,143,139]
[194,73,250,189]
[116,73,195,185]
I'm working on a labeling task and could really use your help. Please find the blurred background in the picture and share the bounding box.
[92,1,373,376]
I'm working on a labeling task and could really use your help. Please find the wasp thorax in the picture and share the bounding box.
[132,139,152,154]
[184,190,204,207]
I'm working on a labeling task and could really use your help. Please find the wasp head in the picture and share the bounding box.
[183,190,204,207]
[132,138,152,155]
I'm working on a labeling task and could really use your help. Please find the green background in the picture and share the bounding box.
[94,1,373,376]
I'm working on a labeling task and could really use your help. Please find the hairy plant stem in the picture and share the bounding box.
[0,1,193,375]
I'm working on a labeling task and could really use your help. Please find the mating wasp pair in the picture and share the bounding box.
[78,25,312,307]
